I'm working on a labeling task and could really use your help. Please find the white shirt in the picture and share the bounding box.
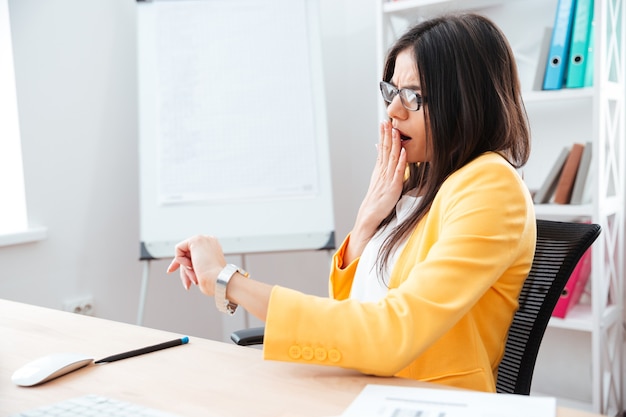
[349,193,422,302]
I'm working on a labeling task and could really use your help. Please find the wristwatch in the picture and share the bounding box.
[215,264,249,315]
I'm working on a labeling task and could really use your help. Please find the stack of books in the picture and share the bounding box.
[532,142,592,205]
[535,0,595,91]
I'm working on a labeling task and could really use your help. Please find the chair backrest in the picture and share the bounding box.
[496,219,601,395]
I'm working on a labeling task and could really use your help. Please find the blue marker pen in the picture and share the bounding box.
[94,336,189,364]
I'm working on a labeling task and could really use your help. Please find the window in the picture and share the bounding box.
[0,0,45,246]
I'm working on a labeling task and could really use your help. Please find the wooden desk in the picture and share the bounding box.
[0,299,605,417]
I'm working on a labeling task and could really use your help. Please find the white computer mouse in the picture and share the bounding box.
[11,352,94,387]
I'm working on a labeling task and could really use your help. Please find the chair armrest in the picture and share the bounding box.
[230,326,265,346]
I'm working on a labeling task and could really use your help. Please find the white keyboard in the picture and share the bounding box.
[10,394,183,417]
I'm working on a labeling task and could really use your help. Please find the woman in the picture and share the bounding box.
[167,13,535,392]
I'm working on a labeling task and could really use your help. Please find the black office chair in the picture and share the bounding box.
[231,219,601,396]
[495,219,600,394]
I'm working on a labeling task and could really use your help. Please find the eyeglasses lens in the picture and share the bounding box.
[379,82,420,111]
[380,82,394,103]
[399,89,418,111]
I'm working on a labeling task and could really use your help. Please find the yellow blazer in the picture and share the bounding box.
[264,152,536,392]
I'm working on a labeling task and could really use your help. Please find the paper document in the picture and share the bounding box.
[340,385,556,417]
[153,0,320,205]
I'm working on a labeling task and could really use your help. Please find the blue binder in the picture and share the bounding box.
[566,0,594,88]
[543,0,578,90]
[583,22,595,87]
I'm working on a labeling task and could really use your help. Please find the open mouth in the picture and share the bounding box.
[393,127,412,141]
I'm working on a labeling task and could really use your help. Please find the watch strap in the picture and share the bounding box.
[215,264,248,315]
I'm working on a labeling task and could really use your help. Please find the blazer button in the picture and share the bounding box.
[314,348,327,361]
[302,346,314,361]
[288,345,302,359]
[328,349,341,363]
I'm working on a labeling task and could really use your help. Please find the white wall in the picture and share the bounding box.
[0,0,378,341]
[2,1,144,323]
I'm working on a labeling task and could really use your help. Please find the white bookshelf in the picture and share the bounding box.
[376,0,625,415]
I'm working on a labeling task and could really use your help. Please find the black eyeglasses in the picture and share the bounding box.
[379,81,425,111]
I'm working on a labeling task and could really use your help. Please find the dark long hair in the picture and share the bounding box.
[377,13,531,278]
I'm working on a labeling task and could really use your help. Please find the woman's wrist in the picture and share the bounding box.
[226,273,273,322]
[214,264,249,315]
[343,230,373,265]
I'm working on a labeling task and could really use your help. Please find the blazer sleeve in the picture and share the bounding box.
[328,234,359,300]
[262,154,535,376]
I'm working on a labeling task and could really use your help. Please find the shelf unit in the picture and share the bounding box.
[376,0,625,415]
